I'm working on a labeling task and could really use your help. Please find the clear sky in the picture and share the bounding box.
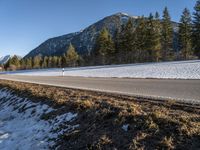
[0,0,197,57]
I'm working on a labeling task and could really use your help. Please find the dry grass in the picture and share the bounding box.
[88,135,113,150]
[160,136,174,149]
[0,79,200,150]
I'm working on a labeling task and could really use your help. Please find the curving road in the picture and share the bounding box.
[0,75,200,103]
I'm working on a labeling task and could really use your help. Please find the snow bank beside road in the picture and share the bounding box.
[3,60,200,79]
[0,88,78,150]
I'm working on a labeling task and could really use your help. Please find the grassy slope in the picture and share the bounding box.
[0,79,199,150]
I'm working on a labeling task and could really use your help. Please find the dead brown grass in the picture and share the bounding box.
[0,79,200,150]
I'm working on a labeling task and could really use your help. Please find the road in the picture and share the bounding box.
[0,75,200,103]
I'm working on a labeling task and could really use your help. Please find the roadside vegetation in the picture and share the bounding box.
[0,80,199,149]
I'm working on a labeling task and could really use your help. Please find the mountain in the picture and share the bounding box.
[0,55,22,65]
[0,55,11,64]
[24,12,179,58]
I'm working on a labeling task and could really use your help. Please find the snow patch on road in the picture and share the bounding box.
[0,88,78,150]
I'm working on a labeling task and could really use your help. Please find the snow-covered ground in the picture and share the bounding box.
[0,88,78,150]
[2,60,200,79]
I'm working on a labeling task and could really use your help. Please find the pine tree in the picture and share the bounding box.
[114,28,123,63]
[4,59,11,70]
[66,43,79,67]
[25,58,32,69]
[155,12,160,19]
[5,55,21,70]
[61,54,67,67]
[135,16,148,62]
[52,56,58,68]
[48,56,53,68]
[57,56,62,68]
[115,19,136,63]
[106,33,115,64]
[179,8,192,60]
[33,56,42,69]
[154,12,162,61]
[42,56,48,68]
[82,54,92,66]
[20,59,26,70]
[146,13,158,61]
[77,56,85,66]
[123,19,136,63]
[0,64,4,71]
[161,7,173,61]
[93,28,115,65]
[192,0,200,58]
[12,55,21,68]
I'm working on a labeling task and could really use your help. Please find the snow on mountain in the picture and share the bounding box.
[4,60,200,79]
[0,55,11,64]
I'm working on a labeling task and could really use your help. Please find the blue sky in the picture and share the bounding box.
[0,0,197,57]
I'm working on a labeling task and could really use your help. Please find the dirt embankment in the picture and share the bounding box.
[0,79,200,150]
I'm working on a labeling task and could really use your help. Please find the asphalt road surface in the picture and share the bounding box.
[0,75,200,103]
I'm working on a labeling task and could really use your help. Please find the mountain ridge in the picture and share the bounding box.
[0,55,22,65]
[0,55,11,64]
[24,12,179,59]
